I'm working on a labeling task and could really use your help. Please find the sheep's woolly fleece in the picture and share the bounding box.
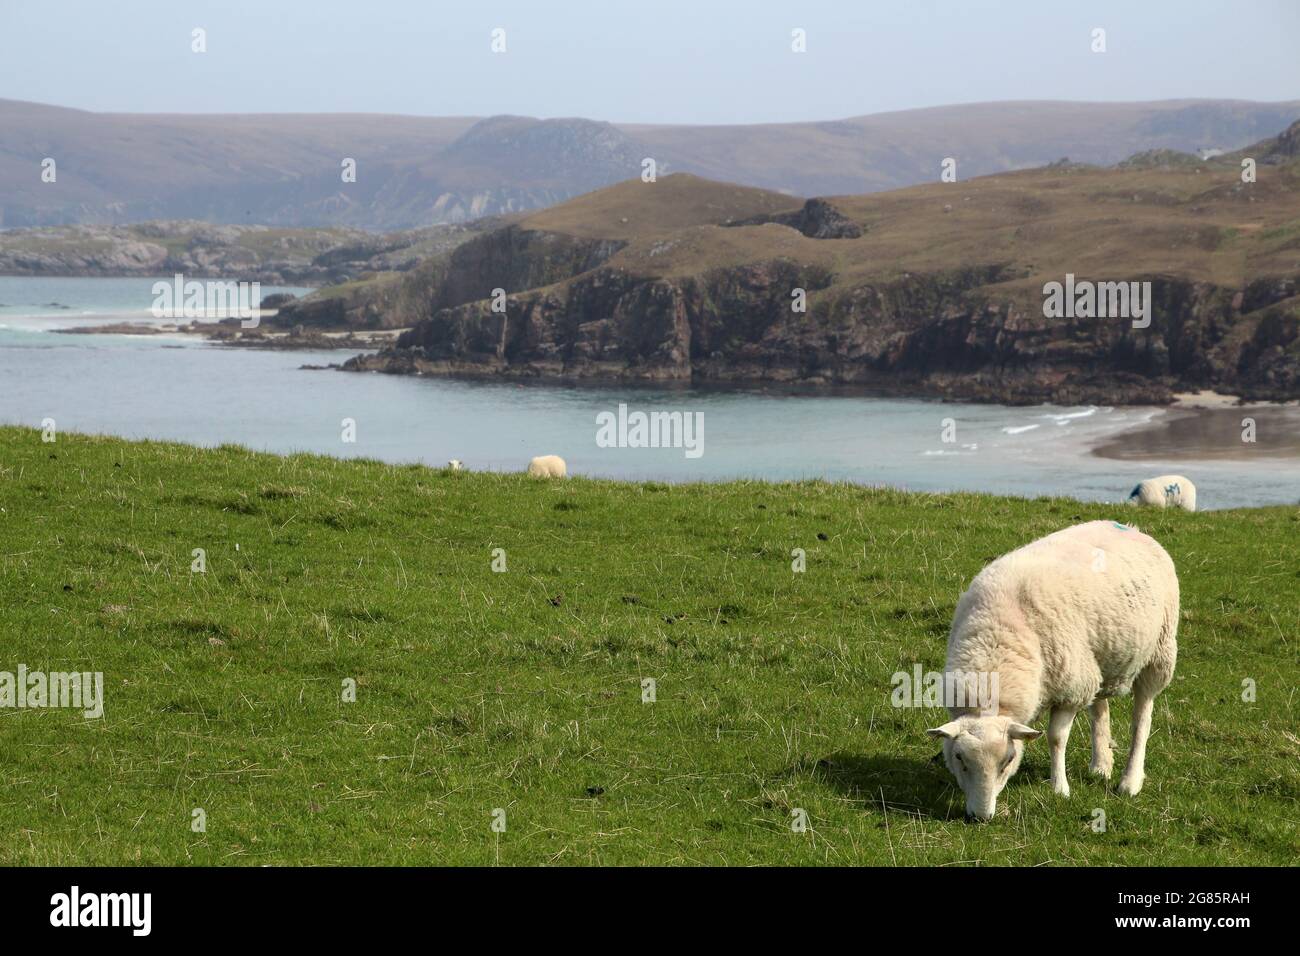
[945,520,1179,724]
[527,455,567,478]
[1128,475,1197,511]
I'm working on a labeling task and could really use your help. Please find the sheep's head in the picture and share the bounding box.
[448,460,463,471]
[927,716,1042,821]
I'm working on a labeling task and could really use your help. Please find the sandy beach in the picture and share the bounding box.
[1092,397,1300,461]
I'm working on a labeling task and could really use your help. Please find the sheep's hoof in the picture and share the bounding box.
[1052,781,1071,798]
[1117,775,1144,796]
[1088,760,1113,780]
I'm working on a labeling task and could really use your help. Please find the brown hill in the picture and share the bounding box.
[325,139,1300,403]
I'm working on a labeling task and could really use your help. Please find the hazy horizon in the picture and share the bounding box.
[9,94,1300,126]
[2,0,1297,124]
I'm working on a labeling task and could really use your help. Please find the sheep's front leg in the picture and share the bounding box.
[1048,706,1077,797]
[1118,691,1155,796]
[1088,698,1113,779]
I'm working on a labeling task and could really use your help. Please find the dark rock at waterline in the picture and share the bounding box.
[209,325,389,351]
[259,292,298,310]
[54,322,164,335]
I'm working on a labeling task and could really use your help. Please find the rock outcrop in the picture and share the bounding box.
[728,198,863,238]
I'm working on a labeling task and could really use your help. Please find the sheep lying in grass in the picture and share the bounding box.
[927,520,1179,821]
[1127,475,1196,511]
[527,454,567,478]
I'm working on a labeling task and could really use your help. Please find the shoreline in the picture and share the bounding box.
[0,422,1293,512]
[15,314,1300,470]
[1091,401,1300,461]
[1172,389,1300,410]
[30,322,1300,426]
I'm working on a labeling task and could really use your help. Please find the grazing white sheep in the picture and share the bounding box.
[447,459,463,471]
[1127,475,1196,511]
[527,454,567,478]
[927,520,1179,821]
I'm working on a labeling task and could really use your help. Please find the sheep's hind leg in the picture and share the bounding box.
[1088,698,1113,779]
[1118,690,1156,796]
[1048,706,1078,797]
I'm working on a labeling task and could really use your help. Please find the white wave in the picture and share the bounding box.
[1042,406,1099,424]
[1002,424,1040,435]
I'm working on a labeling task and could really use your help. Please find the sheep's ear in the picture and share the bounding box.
[1007,722,1043,741]
[925,721,963,740]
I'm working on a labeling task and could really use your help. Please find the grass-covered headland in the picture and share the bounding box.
[0,426,1295,865]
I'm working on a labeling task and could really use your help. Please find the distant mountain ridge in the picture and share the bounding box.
[3,98,1298,230]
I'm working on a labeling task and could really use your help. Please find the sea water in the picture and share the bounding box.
[1,276,1295,510]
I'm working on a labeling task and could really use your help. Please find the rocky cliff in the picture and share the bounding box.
[346,264,1297,403]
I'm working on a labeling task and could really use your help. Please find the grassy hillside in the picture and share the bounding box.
[563,152,1300,294]
[521,175,803,239]
[0,426,1295,865]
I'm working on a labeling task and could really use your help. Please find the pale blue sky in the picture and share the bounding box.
[2,0,1297,122]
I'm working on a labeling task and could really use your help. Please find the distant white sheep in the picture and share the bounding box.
[447,459,463,471]
[1127,475,1196,511]
[928,520,1179,821]
[527,455,567,478]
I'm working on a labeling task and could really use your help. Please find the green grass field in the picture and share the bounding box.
[0,426,1295,865]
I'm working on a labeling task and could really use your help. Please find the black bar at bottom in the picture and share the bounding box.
[0,865,1280,940]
